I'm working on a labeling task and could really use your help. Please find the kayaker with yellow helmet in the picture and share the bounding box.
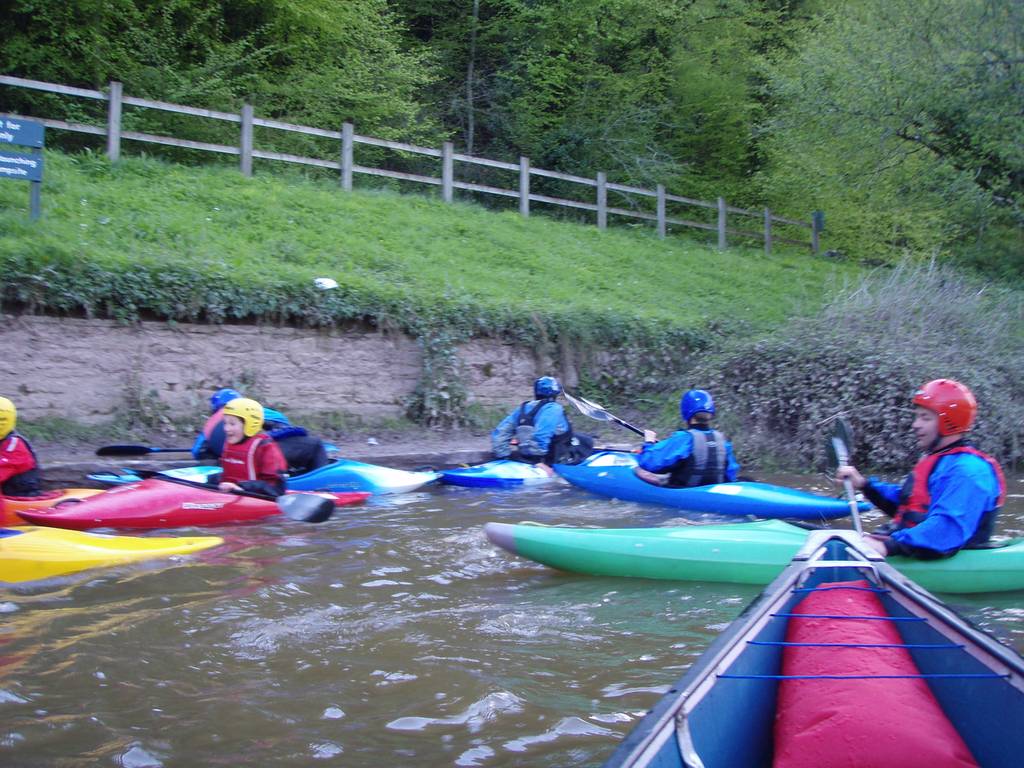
[0,396,44,497]
[194,387,329,476]
[836,378,1006,559]
[217,397,288,497]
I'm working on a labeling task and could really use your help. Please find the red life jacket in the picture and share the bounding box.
[219,433,287,486]
[894,444,1006,529]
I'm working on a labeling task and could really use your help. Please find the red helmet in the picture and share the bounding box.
[911,379,977,435]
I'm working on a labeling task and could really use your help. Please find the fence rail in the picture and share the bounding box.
[1,74,822,253]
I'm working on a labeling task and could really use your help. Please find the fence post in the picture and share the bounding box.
[811,210,823,254]
[240,103,253,177]
[341,122,353,191]
[519,156,530,217]
[596,172,607,230]
[764,207,772,256]
[717,197,727,250]
[106,81,122,161]
[656,184,666,239]
[442,142,454,203]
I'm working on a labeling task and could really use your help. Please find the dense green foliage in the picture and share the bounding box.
[685,263,1023,471]
[761,0,1023,274]
[3,0,1019,273]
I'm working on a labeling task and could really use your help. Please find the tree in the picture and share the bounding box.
[760,0,1023,271]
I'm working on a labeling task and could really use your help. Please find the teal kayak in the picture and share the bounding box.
[483,519,1024,594]
[554,451,867,519]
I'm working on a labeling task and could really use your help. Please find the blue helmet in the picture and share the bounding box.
[680,389,715,423]
[534,376,562,398]
[210,387,242,414]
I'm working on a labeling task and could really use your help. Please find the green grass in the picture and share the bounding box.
[0,150,863,346]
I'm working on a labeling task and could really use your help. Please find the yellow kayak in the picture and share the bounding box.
[0,526,223,584]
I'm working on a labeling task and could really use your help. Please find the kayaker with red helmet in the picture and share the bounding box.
[0,396,43,497]
[635,389,741,487]
[492,377,590,472]
[217,397,288,497]
[836,379,1006,559]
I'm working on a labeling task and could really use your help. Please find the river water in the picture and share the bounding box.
[2,473,1022,767]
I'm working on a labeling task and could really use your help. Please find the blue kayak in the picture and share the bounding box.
[89,459,441,496]
[554,451,867,520]
[439,460,554,488]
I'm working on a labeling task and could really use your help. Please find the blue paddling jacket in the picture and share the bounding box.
[864,448,1004,558]
[637,427,740,486]
[492,399,571,463]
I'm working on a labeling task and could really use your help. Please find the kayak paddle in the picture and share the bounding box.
[96,445,194,457]
[563,391,645,437]
[132,470,335,523]
[826,417,863,535]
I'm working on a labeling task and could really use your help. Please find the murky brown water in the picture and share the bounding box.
[2,473,1022,767]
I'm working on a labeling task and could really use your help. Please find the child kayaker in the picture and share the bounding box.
[194,387,329,475]
[217,397,288,497]
[0,396,44,497]
[635,389,741,487]
[836,378,1005,559]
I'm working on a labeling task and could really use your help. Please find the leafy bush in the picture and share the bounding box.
[691,261,1023,471]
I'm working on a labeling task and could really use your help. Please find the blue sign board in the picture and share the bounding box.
[0,115,45,148]
[0,149,44,182]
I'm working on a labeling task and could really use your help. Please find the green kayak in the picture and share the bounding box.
[483,519,1024,594]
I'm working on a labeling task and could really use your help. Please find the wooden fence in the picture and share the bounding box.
[0,75,821,253]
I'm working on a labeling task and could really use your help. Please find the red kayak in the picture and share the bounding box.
[16,478,369,530]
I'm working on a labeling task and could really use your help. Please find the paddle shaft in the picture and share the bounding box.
[96,445,193,456]
[831,431,863,536]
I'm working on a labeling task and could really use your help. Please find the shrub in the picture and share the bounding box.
[691,261,1023,472]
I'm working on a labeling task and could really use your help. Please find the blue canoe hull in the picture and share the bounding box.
[89,459,440,495]
[439,460,553,488]
[604,531,1024,767]
[555,451,867,520]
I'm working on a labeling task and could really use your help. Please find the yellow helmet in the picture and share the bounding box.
[222,397,264,438]
[0,396,16,437]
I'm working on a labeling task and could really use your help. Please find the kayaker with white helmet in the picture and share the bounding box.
[217,397,289,497]
[0,396,43,497]
[635,389,741,487]
[836,378,1006,558]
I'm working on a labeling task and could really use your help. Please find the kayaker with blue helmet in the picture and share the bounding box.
[0,396,43,497]
[836,379,1005,559]
[217,397,288,497]
[636,389,741,487]
[192,387,328,475]
[492,377,589,471]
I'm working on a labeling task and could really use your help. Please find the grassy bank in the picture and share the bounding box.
[0,151,859,344]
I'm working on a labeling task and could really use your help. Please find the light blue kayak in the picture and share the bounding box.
[554,451,868,520]
[439,460,553,488]
[89,459,441,496]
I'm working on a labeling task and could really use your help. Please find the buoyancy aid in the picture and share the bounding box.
[667,429,727,488]
[0,432,42,496]
[894,442,1006,544]
[219,433,287,488]
[512,400,574,464]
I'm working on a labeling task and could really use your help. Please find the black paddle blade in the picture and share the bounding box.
[95,445,193,456]
[825,418,855,469]
[278,493,334,523]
